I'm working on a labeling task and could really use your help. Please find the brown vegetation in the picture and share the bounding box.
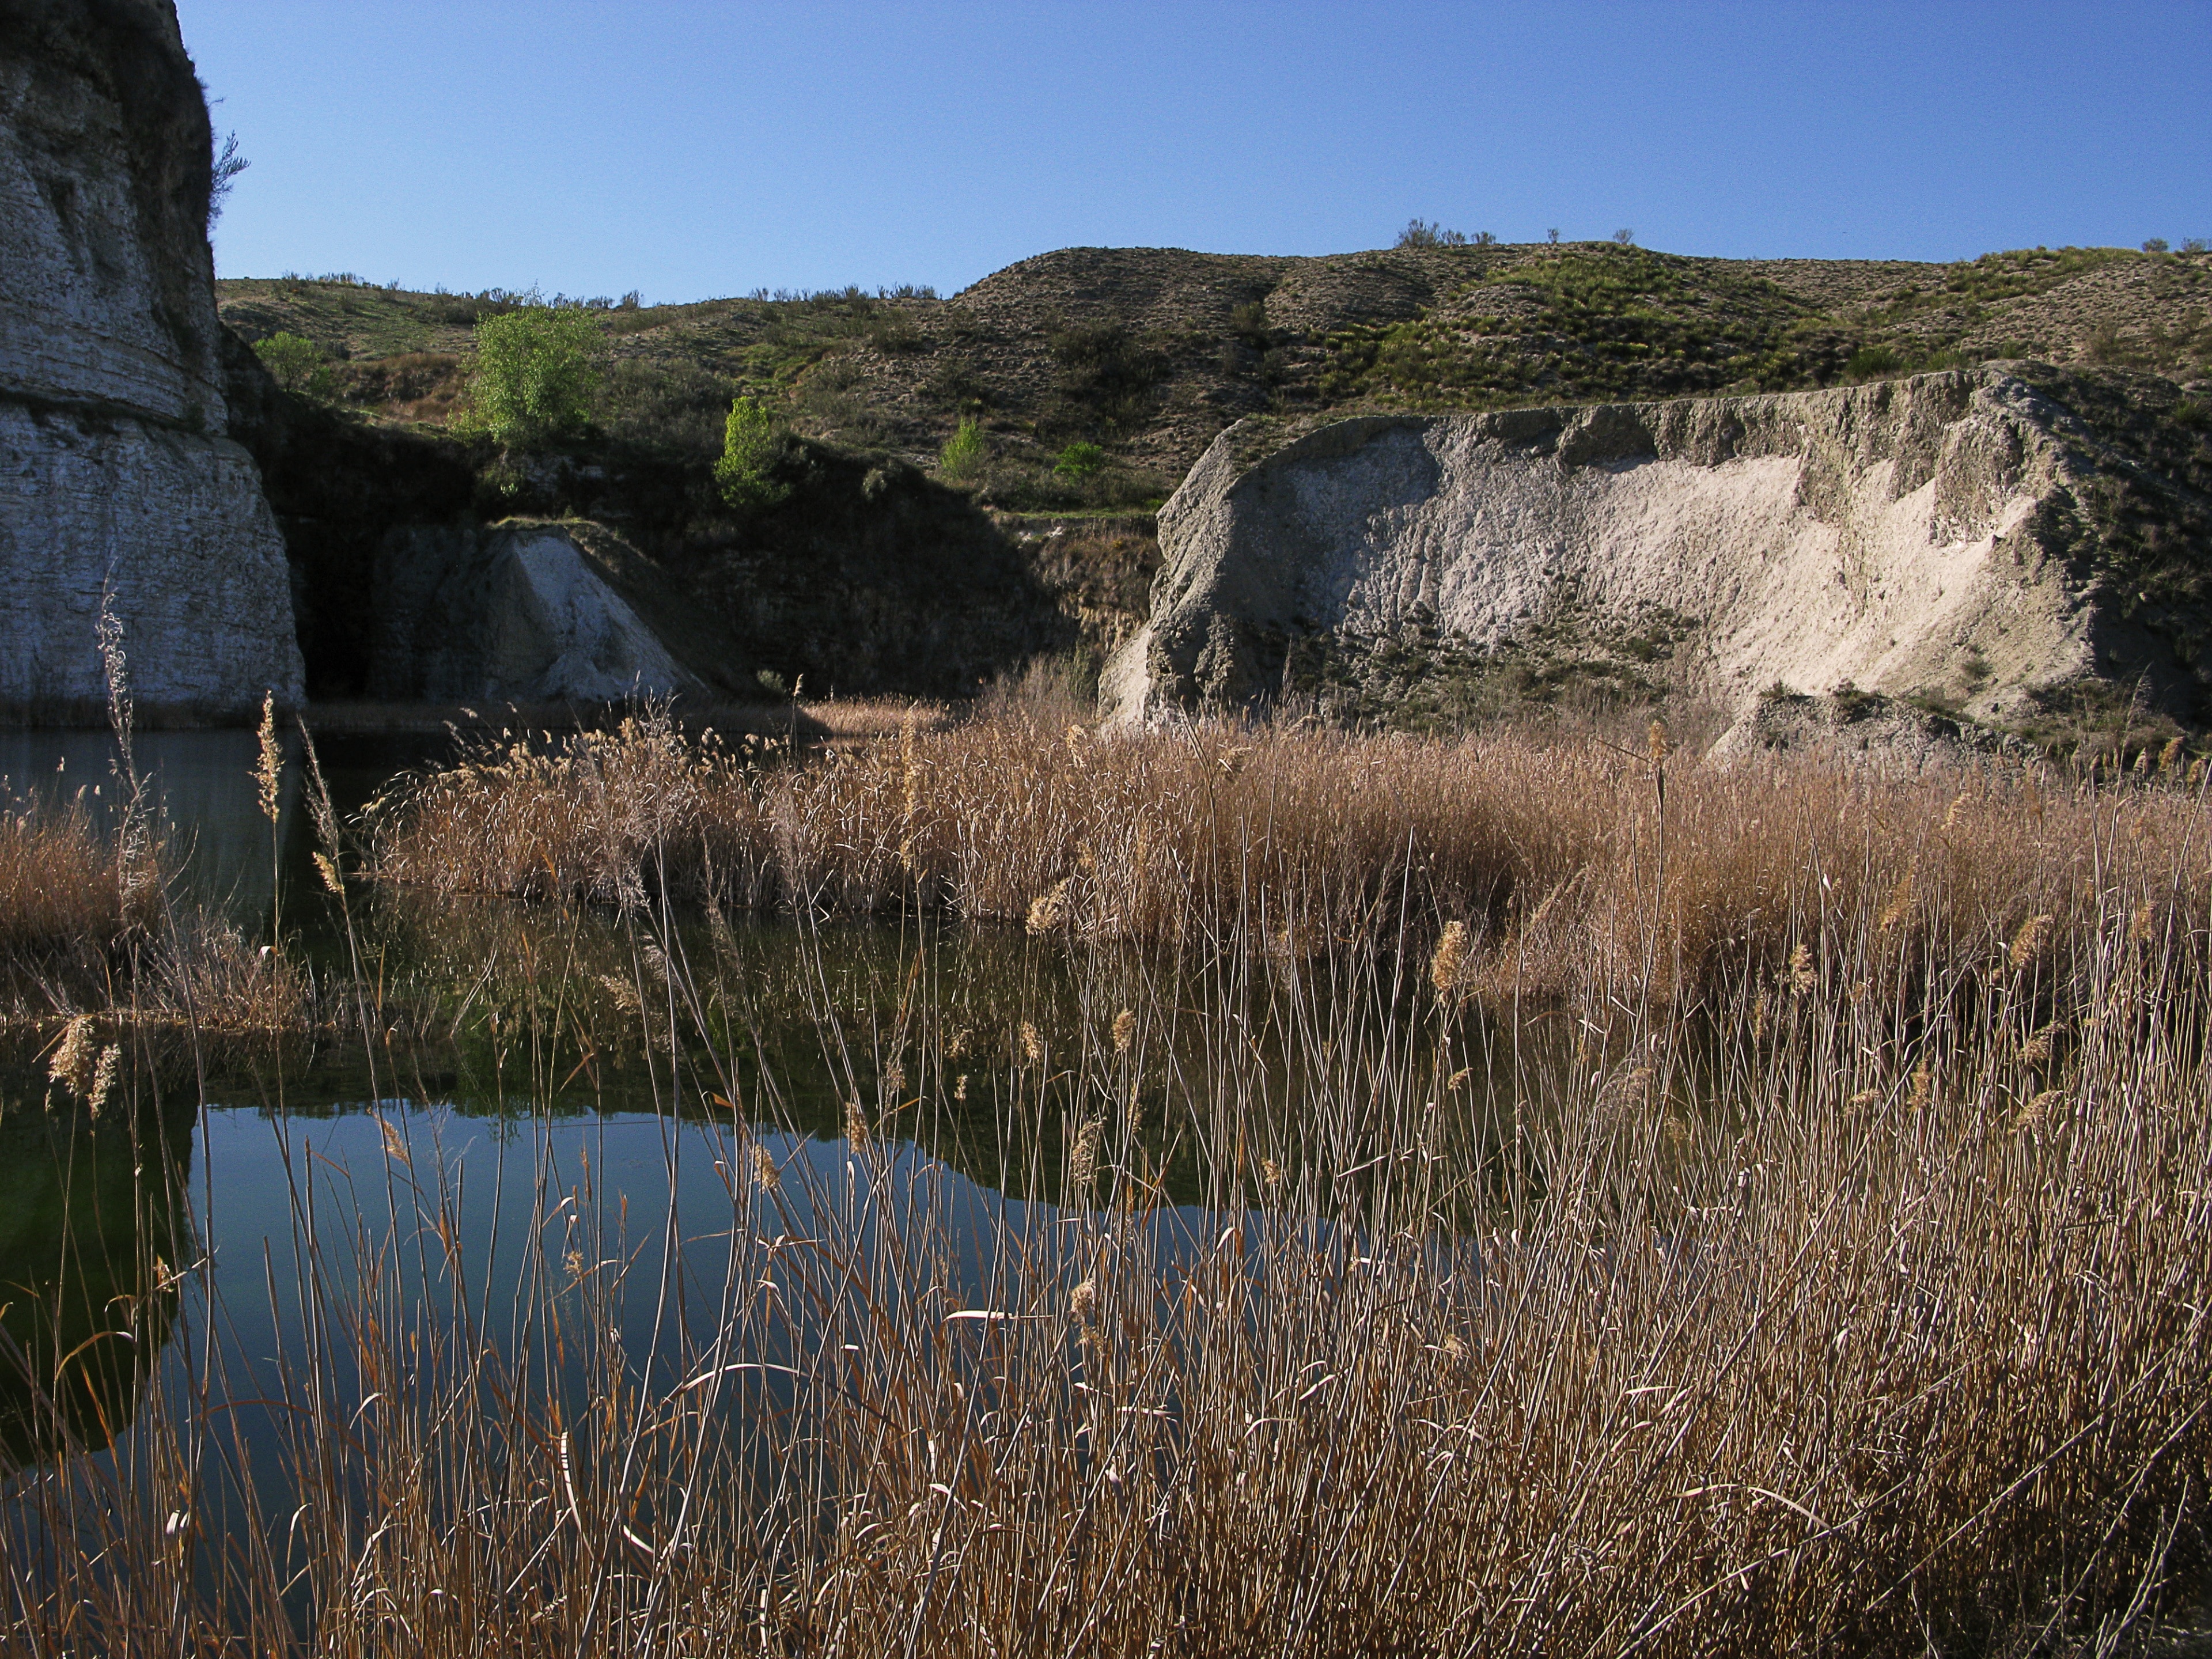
[9,697,2212,1650]
[370,706,2212,1009]
[0,793,310,1048]
[6,817,2210,1652]
[0,801,124,974]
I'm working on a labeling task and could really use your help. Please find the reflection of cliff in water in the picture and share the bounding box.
[0,1094,194,1480]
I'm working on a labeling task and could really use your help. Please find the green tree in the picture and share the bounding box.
[714,396,792,510]
[939,416,986,483]
[461,306,603,444]
[251,331,335,399]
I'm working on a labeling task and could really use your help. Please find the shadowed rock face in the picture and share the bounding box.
[0,0,302,717]
[371,520,758,705]
[1104,367,2211,734]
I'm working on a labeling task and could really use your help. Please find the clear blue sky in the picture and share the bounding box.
[181,1,2211,304]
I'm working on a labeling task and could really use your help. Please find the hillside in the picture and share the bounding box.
[218,240,2212,503]
[211,241,2212,737]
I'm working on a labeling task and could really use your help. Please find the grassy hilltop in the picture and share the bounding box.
[219,238,2212,486]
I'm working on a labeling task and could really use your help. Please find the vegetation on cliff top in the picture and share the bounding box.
[218,240,2212,483]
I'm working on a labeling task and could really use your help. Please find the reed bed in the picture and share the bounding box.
[0,800,126,975]
[373,706,2212,1006]
[6,692,2212,1653]
[1,764,317,1056]
[6,769,2212,1654]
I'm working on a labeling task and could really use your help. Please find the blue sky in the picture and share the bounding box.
[182,1,2211,304]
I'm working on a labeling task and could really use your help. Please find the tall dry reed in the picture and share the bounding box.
[7,778,2212,1653]
[0,801,124,976]
[9,691,2212,1652]
[373,707,2212,1009]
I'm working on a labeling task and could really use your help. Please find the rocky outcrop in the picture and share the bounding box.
[372,520,754,704]
[1104,367,2212,735]
[0,0,302,718]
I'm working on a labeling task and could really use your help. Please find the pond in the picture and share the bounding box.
[1,726,1528,1535]
[13,725,2189,1653]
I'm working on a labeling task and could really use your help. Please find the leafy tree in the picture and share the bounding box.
[714,396,791,510]
[939,417,986,483]
[461,306,603,444]
[251,331,334,399]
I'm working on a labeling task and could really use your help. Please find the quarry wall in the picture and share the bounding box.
[0,0,302,717]
[1105,369,2196,736]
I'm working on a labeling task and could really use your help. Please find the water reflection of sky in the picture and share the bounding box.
[3,1096,1247,1487]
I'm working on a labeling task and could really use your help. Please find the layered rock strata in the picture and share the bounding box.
[1104,368,2207,733]
[0,0,302,717]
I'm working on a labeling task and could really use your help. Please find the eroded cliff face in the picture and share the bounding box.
[1104,368,2212,736]
[0,0,302,717]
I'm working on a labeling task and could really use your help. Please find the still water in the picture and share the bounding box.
[0,721,1504,1601]
[3,727,1448,1510]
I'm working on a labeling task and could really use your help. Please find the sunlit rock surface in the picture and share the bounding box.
[1105,368,2206,736]
[0,0,302,717]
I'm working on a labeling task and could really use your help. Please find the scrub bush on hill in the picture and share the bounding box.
[249,331,334,400]
[938,416,986,483]
[1051,441,1103,480]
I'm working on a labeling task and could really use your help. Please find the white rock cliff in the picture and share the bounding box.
[1105,370,2180,734]
[0,0,302,717]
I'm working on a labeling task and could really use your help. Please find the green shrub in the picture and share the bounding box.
[461,306,604,444]
[251,331,335,399]
[1844,344,1906,381]
[939,417,987,483]
[714,396,792,510]
[1052,441,1104,480]
[1396,219,1467,249]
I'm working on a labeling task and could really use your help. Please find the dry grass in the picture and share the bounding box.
[372,706,2212,1009]
[0,788,315,1052]
[7,702,2212,1653]
[0,801,124,975]
[4,855,2209,1653]
[301,697,937,740]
